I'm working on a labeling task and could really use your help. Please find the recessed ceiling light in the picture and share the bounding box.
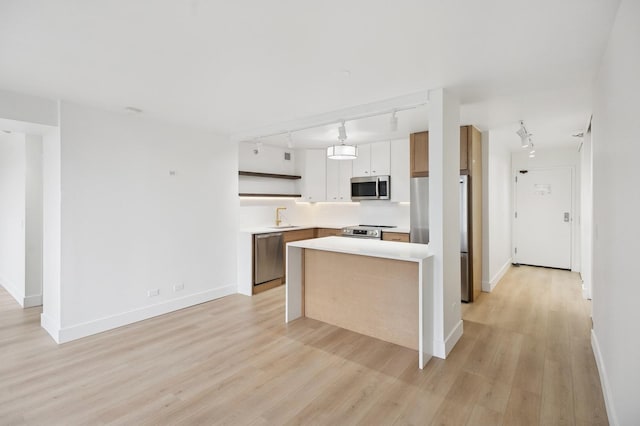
[124,106,143,114]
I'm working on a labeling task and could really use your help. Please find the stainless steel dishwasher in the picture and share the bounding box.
[254,232,284,286]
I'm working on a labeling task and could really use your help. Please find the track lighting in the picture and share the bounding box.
[390,110,398,132]
[517,121,531,148]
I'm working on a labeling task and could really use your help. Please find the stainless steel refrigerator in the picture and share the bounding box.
[410,176,470,302]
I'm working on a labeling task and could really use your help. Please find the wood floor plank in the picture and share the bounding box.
[0,265,608,425]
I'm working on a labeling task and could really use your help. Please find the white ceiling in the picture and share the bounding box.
[0,0,620,150]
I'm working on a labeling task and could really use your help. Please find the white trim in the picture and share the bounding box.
[0,275,25,307]
[487,258,512,292]
[40,313,60,343]
[591,329,618,426]
[53,285,235,344]
[23,294,42,308]
[433,319,463,359]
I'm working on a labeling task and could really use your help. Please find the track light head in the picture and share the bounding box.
[338,121,347,141]
[517,121,531,148]
[390,111,398,132]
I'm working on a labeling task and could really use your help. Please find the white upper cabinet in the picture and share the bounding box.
[352,141,390,177]
[370,141,391,175]
[326,159,353,202]
[390,138,410,202]
[352,144,371,176]
[301,149,326,202]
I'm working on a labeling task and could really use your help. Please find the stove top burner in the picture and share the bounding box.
[358,224,397,228]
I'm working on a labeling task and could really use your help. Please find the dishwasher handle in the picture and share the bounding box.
[256,232,283,239]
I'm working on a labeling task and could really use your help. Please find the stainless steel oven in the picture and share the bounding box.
[350,175,390,201]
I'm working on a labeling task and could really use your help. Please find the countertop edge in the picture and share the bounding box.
[288,236,432,262]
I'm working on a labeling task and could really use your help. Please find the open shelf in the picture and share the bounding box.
[238,171,301,180]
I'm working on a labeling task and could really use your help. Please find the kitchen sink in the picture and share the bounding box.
[270,225,299,229]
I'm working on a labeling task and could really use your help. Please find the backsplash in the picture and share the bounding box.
[240,199,410,229]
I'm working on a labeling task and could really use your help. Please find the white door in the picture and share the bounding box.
[514,167,572,269]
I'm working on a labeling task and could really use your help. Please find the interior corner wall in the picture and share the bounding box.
[54,101,238,342]
[591,0,640,424]
[482,131,513,292]
[25,134,43,307]
[0,132,26,306]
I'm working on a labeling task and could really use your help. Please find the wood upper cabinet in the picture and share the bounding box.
[459,127,469,171]
[410,126,474,177]
[410,132,429,177]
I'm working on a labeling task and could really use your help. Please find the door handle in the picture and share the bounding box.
[564,212,570,222]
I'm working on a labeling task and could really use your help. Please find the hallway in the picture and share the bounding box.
[0,265,607,424]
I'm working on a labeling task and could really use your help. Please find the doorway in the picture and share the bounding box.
[513,167,573,269]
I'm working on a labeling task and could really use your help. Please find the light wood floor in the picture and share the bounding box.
[0,265,607,425]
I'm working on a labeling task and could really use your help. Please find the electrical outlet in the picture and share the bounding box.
[147,289,160,297]
[173,283,184,292]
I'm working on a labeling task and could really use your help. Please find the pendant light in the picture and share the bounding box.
[327,121,357,160]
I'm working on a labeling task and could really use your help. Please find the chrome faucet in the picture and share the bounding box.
[275,207,287,226]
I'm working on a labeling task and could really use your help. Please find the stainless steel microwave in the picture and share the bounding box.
[351,175,391,201]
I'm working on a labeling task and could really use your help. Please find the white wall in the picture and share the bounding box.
[512,147,581,272]
[25,135,43,307]
[579,129,593,300]
[0,132,26,305]
[46,101,238,342]
[591,1,640,424]
[41,127,62,336]
[482,131,513,292]
[0,89,58,127]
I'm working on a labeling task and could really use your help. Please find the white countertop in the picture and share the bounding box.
[240,225,410,235]
[287,236,432,262]
[240,225,317,234]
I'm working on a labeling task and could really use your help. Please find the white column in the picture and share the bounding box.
[428,88,462,358]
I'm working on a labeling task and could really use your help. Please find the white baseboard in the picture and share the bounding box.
[40,313,61,343]
[433,319,464,359]
[51,285,236,344]
[0,276,25,307]
[485,257,512,292]
[23,294,43,308]
[591,329,618,426]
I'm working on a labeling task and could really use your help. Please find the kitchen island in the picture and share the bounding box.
[286,236,434,368]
